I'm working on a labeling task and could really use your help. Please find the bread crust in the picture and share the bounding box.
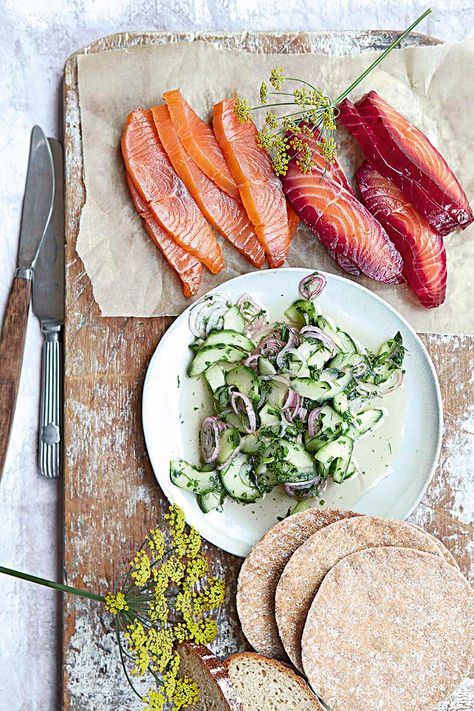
[225,651,323,709]
[177,643,243,710]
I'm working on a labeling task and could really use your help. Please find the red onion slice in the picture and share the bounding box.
[307,406,323,437]
[231,391,257,433]
[189,294,229,338]
[217,444,241,471]
[379,369,404,394]
[284,474,321,497]
[282,388,301,422]
[300,326,338,355]
[299,272,327,300]
[200,416,226,463]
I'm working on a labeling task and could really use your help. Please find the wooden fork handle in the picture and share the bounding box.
[0,274,32,480]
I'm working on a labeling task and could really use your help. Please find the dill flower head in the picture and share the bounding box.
[104,504,225,711]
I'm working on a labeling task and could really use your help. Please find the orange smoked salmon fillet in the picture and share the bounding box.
[122,108,224,274]
[164,89,240,201]
[151,104,265,268]
[287,203,300,242]
[213,98,291,268]
[126,174,202,297]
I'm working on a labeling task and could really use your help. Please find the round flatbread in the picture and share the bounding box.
[275,515,449,670]
[236,507,359,658]
[410,523,459,568]
[302,547,474,711]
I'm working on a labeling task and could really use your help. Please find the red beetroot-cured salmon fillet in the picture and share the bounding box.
[151,104,265,268]
[122,108,224,274]
[126,174,202,298]
[213,98,291,268]
[357,162,447,308]
[338,91,473,236]
[281,130,404,284]
[164,89,240,201]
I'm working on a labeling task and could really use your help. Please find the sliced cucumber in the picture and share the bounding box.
[204,363,226,393]
[258,356,276,376]
[329,352,367,371]
[203,329,254,352]
[220,411,246,432]
[315,436,354,483]
[259,403,281,429]
[197,486,227,513]
[254,463,278,491]
[188,345,246,376]
[279,439,316,472]
[170,460,218,494]
[240,433,260,454]
[307,346,332,370]
[333,392,351,417]
[291,370,352,402]
[284,299,316,327]
[217,428,241,466]
[336,330,358,354]
[350,408,386,437]
[223,305,245,334]
[291,500,314,514]
[225,365,259,401]
[265,379,288,408]
[220,454,262,502]
[305,405,347,452]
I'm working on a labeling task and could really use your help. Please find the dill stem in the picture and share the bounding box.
[0,566,105,603]
[335,8,432,104]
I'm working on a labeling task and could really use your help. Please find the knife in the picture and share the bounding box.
[0,126,55,481]
[32,138,64,478]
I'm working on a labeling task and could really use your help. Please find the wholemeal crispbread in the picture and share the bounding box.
[225,652,322,710]
[410,523,459,567]
[177,643,242,710]
[236,508,359,658]
[301,547,474,711]
[275,515,450,671]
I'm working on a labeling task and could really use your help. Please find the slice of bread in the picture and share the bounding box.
[177,643,242,710]
[225,652,322,710]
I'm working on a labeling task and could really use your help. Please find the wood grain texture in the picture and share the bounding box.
[63,31,473,710]
[0,276,32,479]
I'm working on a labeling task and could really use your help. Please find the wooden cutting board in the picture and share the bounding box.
[63,31,473,710]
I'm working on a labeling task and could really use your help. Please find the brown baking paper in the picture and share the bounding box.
[76,39,474,334]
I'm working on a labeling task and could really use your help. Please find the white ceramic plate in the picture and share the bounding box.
[142,269,442,557]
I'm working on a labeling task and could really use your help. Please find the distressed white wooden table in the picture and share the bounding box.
[0,2,473,709]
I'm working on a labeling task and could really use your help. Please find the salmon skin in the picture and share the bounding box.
[122,108,224,274]
[126,174,202,298]
[213,98,291,268]
[151,105,265,268]
[339,92,473,236]
[357,162,447,308]
[281,129,404,284]
[164,89,240,201]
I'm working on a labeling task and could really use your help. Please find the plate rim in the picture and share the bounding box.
[142,268,443,555]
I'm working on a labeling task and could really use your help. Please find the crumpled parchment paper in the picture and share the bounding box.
[76,38,474,334]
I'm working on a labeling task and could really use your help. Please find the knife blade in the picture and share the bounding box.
[0,126,55,481]
[32,138,64,478]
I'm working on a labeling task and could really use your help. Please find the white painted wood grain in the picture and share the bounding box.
[0,1,473,709]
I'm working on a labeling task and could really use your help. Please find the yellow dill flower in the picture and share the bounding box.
[148,628,175,672]
[293,87,308,106]
[172,677,199,710]
[143,688,166,711]
[131,549,151,587]
[320,135,337,163]
[264,111,279,130]
[131,647,150,676]
[125,620,148,654]
[190,617,217,645]
[148,591,169,625]
[234,96,251,123]
[269,66,285,91]
[184,528,202,559]
[148,528,165,557]
[184,553,208,587]
[259,80,268,103]
[193,578,226,613]
[166,504,186,538]
[104,591,129,615]
[162,651,180,699]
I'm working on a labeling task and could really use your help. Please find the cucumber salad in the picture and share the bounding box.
[170,272,406,515]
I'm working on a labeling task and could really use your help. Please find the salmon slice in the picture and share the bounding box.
[126,174,202,298]
[339,92,473,236]
[281,129,403,284]
[357,162,447,308]
[287,202,300,242]
[213,98,291,268]
[164,89,240,201]
[151,104,265,268]
[122,108,224,274]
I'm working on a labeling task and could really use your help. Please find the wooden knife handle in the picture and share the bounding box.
[0,275,32,480]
